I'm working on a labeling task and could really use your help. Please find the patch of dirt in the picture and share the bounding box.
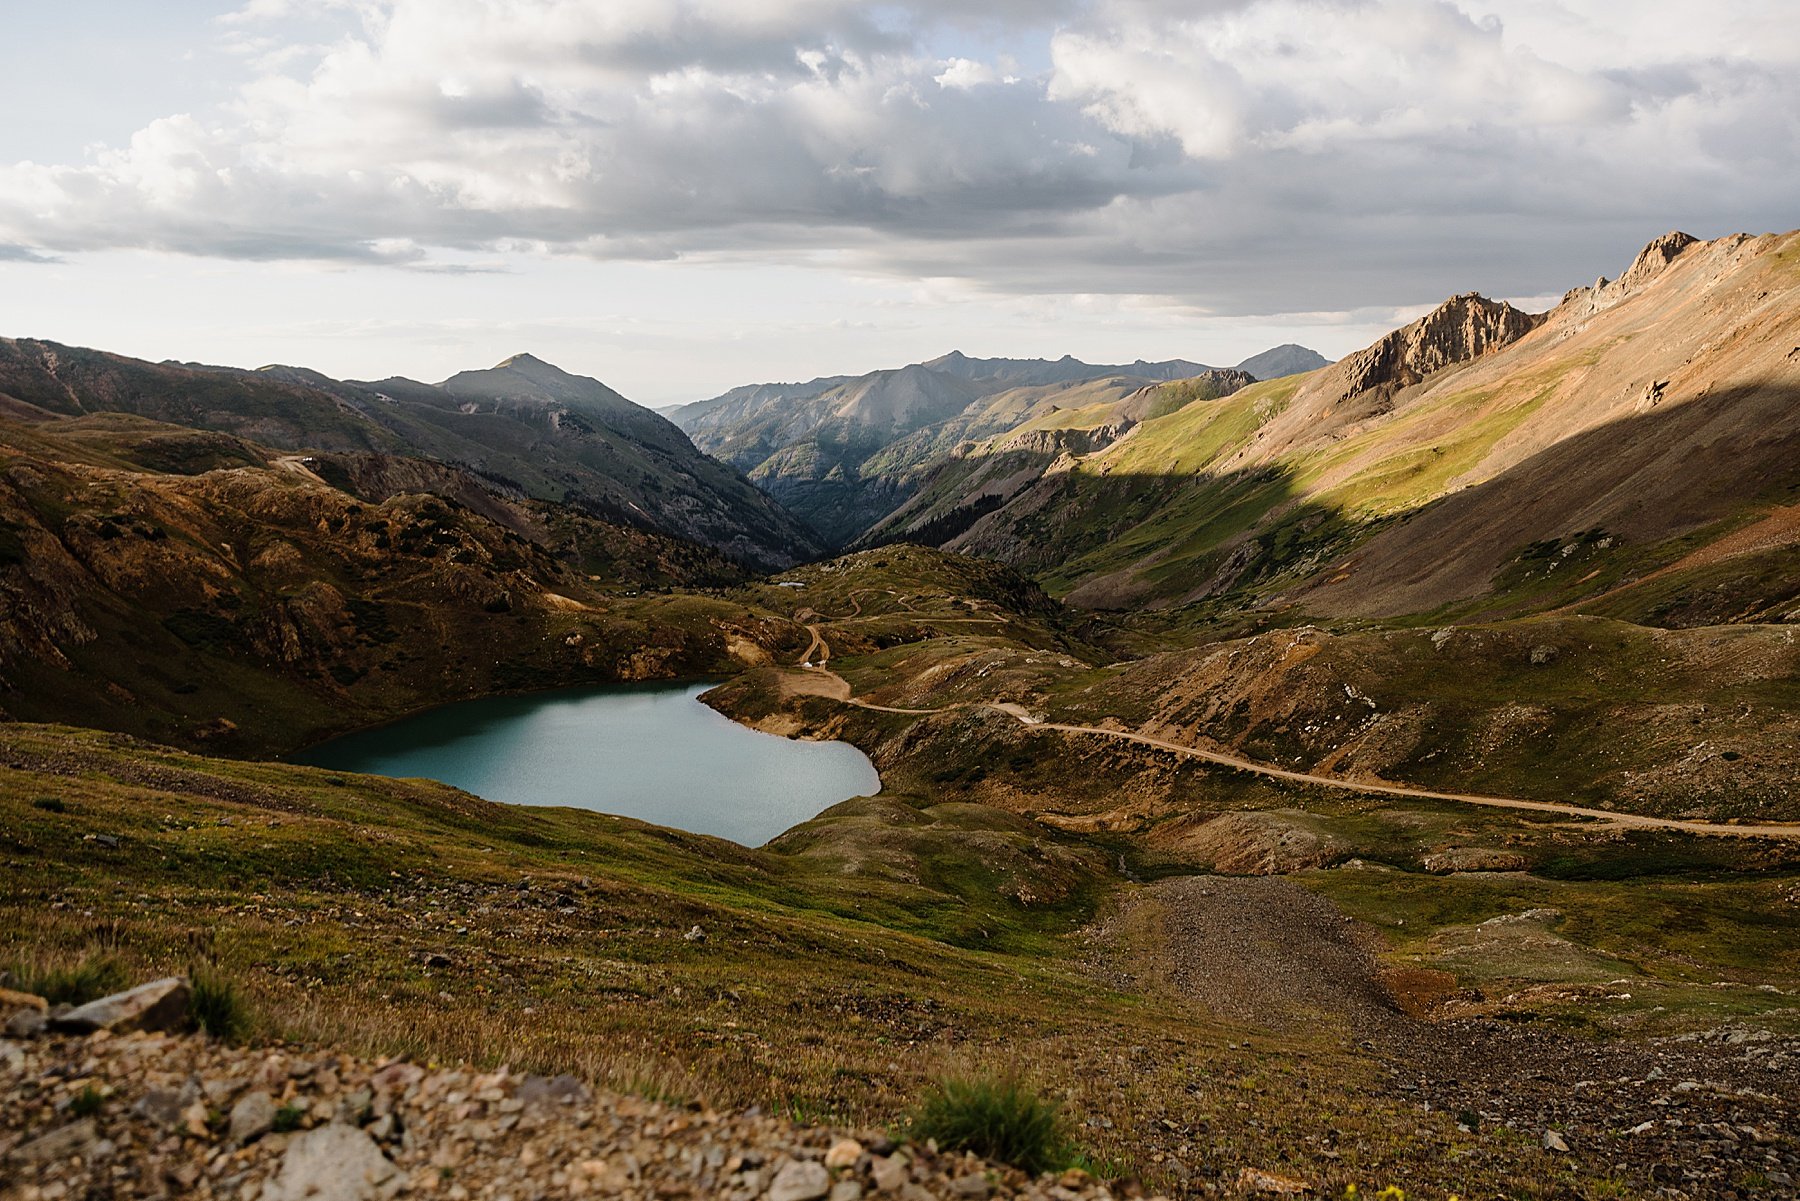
[1086,875,1800,1199]
[1143,811,1346,875]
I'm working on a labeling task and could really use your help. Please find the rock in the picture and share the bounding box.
[5,1007,47,1038]
[950,1174,991,1198]
[134,1087,187,1129]
[829,1183,863,1201]
[824,1138,864,1171]
[231,1090,277,1143]
[12,1117,100,1163]
[0,986,47,1015]
[1237,1167,1311,1194]
[49,977,191,1035]
[516,1073,590,1108]
[1421,847,1530,874]
[1,987,49,1038]
[262,1123,402,1201]
[869,1154,909,1193]
[1543,1130,1570,1153]
[767,1158,832,1201]
[683,925,707,943]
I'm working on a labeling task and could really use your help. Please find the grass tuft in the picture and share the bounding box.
[190,967,251,1043]
[9,954,129,1006]
[907,1075,1075,1177]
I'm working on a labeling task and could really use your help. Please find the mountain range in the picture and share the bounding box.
[870,231,1800,618]
[668,347,1325,545]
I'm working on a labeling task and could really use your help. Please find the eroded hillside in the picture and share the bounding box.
[0,417,793,754]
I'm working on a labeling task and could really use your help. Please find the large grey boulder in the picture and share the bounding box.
[49,977,191,1035]
[261,1123,401,1201]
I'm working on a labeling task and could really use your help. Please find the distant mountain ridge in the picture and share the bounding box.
[670,347,1320,546]
[0,343,821,569]
[1235,344,1330,380]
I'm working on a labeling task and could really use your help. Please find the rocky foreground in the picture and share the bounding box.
[2,981,1149,1201]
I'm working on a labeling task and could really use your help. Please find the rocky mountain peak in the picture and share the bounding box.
[1619,230,1699,291]
[1337,293,1541,400]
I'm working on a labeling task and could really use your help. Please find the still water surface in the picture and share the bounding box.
[293,682,880,846]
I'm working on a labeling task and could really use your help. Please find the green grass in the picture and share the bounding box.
[190,966,251,1042]
[7,953,130,1006]
[908,1075,1075,1176]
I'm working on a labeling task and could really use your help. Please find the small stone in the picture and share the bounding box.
[13,1118,100,1163]
[868,1155,908,1194]
[230,1091,277,1143]
[1543,1130,1570,1153]
[767,1159,831,1201]
[49,977,191,1035]
[829,1184,863,1201]
[6,1007,48,1038]
[683,925,706,943]
[950,1175,990,1198]
[1237,1168,1311,1195]
[134,1089,186,1129]
[517,1074,590,1108]
[824,1139,863,1171]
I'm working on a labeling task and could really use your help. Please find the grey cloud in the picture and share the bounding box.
[0,0,1794,316]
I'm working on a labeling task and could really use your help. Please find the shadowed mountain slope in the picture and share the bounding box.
[0,342,820,570]
[0,415,778,755]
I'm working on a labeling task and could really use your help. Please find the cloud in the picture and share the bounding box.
[0,243,60,264]
[0,0,1795,314]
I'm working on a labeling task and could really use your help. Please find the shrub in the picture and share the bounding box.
[190,967,250,1043]
[70,1086,105,1118]
[32,796,67,813]
[907,1076,1074,1177]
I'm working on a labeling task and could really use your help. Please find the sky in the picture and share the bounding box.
[1,1,1795,406]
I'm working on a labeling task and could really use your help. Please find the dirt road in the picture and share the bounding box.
[776,621,1800,841]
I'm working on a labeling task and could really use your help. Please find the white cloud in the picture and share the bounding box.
[0,0,1795,319]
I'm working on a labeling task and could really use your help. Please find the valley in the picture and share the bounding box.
[5,229,1800,1201]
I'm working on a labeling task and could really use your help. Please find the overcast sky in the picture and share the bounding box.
[1,0,1794,405]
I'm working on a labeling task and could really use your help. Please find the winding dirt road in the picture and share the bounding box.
[785,622,1800,842]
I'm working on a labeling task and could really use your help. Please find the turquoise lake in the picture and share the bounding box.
[292,682,881,846]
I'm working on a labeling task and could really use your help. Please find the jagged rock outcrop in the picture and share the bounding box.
[1337,293,1541,401]
[1618,230,1700,291]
